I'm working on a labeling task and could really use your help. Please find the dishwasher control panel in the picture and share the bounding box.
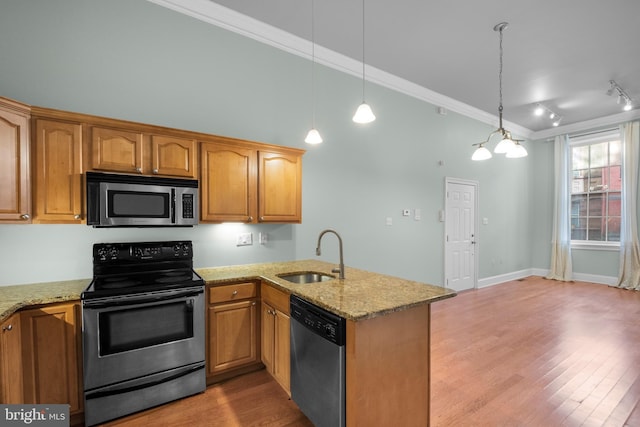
[290,295,345,346]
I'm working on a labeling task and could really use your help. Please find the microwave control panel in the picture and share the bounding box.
[182,194,194,219]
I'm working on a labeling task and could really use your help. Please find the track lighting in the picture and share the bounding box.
[533,103,561,126]
[607,80,634,112]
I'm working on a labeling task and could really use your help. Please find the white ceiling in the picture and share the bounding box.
[154,0,640,139]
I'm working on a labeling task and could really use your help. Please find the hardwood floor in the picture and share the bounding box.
[103,369,313,427]
[104,276,640,426]
[431,276,640,427]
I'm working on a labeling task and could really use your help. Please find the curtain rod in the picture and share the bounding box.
[569,127,618,139]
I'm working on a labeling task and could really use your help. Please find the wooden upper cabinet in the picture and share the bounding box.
[258,150,302,223]
[151,135,198,178]
[90,126,197,178]
[90,126,143,174]
[200,141,303,224]
[200,142,257,223]
[0,98,31,223]
[33,119,83,223]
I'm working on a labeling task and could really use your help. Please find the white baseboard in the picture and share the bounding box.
[478,268,617,288]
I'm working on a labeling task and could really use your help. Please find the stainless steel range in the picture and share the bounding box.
[81,241,205,427]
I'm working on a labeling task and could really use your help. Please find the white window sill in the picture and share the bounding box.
[571,241,620,251]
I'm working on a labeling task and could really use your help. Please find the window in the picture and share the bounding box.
[570,131,621,244]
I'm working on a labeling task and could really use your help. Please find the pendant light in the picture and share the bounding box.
[471,22,527,160]
[305,0,322,144]
[352,0,376,124]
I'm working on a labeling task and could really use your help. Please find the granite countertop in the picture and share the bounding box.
[198,259,456,321]
[0,279,90,322]
[0,260,455,323]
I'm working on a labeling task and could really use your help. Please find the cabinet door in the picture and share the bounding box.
[0,314,23,403]
[261,301,275,374]
[91,126,143,174]
[208,300,258,375]
[20,303,82,414]
[33,119,83,223]
[258,150,302,223]
[151,135,198,178]
[200,142,257,222]
[0,102,31,223]
[273,309,290,394]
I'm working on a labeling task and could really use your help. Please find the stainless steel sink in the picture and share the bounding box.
[277,272,335,284]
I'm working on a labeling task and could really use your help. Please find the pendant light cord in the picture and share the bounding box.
[495,22,507,131]
[311,0,316,126]
[361,0,366,101]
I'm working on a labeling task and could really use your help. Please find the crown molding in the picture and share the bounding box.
[147,0,533,138]
[149,0,640,141]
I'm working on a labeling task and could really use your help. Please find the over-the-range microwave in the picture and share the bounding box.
[86,171,198,227]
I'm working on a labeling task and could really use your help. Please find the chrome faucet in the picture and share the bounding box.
[316,229,345,279]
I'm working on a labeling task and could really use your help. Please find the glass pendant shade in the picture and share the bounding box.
[472,145,492,161]
[505,142,528,158]
[305,128,323,144]
[493,136,515,154]
[352,102,376,124]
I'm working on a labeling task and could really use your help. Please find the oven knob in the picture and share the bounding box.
[182,243,190,254]
[133,247,143,258]
[109,247,119,258]
[97,248,108,259]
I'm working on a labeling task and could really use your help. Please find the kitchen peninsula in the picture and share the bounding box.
[0,260,455,426]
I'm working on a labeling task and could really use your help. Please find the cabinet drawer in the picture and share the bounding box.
[210,282,257,304]
[261,282,290,314]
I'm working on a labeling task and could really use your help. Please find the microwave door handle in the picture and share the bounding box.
[171,188,176,224]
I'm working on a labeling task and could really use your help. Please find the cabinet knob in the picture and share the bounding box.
[248,216,253,222]
[135,167,142,173]
[2,324,12,332]
[20,214,30,220]
[232,290,238,296]
[74,214,81,220]
[259,217,265,222]
[153,169,159,174]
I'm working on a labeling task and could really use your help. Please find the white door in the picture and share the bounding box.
[444,179,477,292]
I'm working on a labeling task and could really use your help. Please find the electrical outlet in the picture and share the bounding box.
[236,232,253,246]
[259,232,268,245]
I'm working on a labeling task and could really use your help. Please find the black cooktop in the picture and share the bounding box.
[82,241,204,300]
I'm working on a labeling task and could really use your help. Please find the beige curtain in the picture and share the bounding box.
[617,121,640,290]
[546,135,573,281]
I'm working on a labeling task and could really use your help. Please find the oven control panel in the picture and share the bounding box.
[94,241,193,263]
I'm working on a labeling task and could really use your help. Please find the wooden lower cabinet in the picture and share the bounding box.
[20,302,83,415]
[260,283,290,394]
[207,282,260,382]
[0,313,24,403]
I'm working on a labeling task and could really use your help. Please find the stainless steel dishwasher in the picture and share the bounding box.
[290,295,346,427]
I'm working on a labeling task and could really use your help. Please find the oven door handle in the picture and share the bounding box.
[83,288,203,309]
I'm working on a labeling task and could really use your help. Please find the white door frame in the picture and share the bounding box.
[444,177,479,290]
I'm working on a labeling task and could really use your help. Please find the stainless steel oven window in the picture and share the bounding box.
[98,299,195,356]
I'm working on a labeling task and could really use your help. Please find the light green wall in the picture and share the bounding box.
[2,0,538,286]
